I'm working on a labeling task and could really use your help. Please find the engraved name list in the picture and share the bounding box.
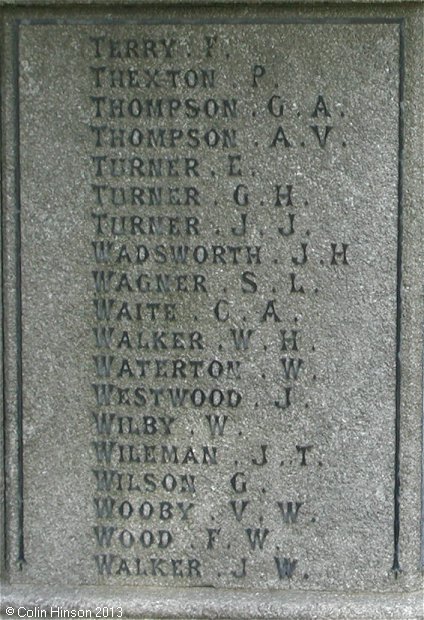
[81,24,400,589]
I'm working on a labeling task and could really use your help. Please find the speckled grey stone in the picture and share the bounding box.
[1,2,423,619]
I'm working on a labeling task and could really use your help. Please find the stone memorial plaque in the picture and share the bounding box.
[1,3,423,619]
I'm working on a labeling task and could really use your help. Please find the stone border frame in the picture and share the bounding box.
[1,3,423,619]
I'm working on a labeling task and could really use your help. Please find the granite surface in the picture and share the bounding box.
[1,1,423,619]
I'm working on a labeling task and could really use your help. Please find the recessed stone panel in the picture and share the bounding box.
[1,6,423,619]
